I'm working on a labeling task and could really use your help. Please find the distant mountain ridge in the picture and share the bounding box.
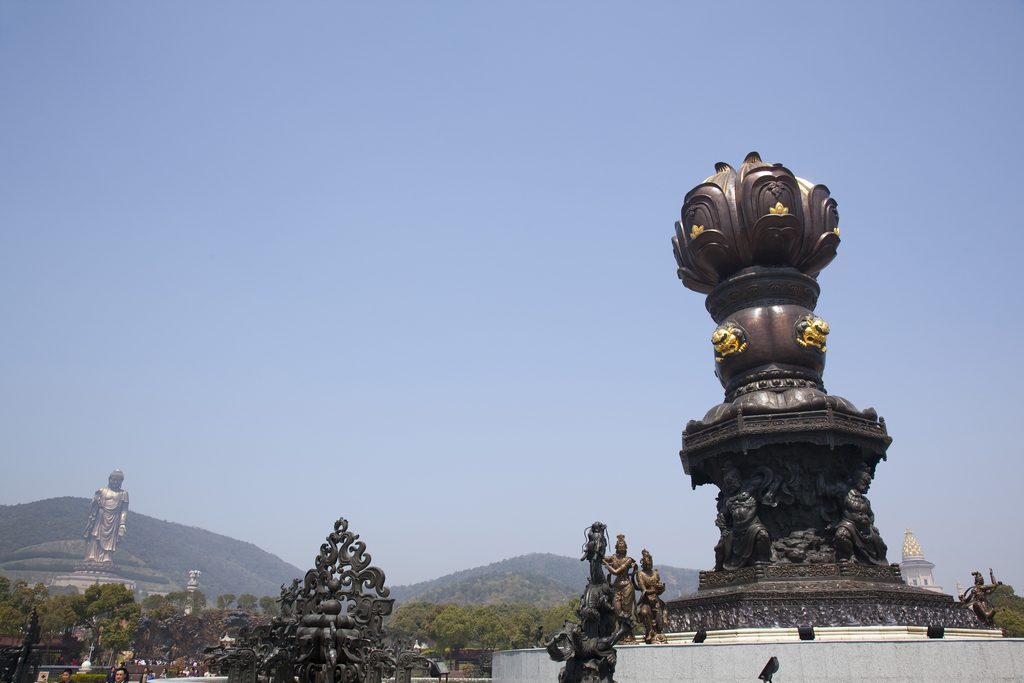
[0,499,700,609]
[388,552,699,607]
[0,497,304,599]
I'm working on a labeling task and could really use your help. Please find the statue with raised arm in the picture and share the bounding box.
[960,569,1003,627]
[83,470,129,563]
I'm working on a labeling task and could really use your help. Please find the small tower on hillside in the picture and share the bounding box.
[185,569,201,615]
[900,529,943,594]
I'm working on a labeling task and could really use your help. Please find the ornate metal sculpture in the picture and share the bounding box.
[635,550,667,644]
[82,470,130,566]
[959,569,1003,627]
[391,652,434,683]
[546,523,630,683]
[665,153,980,630]
[207,517,395,683]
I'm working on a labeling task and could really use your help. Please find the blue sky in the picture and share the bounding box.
[2,2,1022,594]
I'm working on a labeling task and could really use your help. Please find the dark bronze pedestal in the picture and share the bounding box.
[666,565,977,631]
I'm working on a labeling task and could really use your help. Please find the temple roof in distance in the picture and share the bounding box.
[902,528,924,560]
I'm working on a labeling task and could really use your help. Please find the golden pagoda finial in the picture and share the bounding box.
[902,528,923,559]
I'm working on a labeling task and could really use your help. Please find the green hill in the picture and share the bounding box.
[0,497,304,599]
[389,552,699,607]
[410,571,579,608]
[1,500,701,609]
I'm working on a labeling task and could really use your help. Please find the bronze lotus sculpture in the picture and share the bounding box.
[665,153,980,631]
[672,152,840,294]
[673,153,877,430]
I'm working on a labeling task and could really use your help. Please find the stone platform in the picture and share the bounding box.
[493,637,1024,683]
[51,561,135,592]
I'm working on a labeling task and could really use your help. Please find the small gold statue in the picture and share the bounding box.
[636,550,668,644]
[603,534,637,643]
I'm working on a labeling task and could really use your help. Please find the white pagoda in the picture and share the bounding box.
[900,528,944,594]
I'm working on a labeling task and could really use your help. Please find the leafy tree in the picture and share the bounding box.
[469,606,507,650]
[9,581,50,618]
[80,583,136,662]
[432,604,473,664]
[166,590,206,614]
[991,584,1024,637]
[0,604,22,639]
[236,594,259,611]
[991,585,1024,614]
[141,594,168,611]
[389,602,445,642]
[490,603,541,649]
[189,590,208,613]
[995,609,1024,637]
[165,591,188,610]
[82,583,135,621]
[0,576,10,601]
[100,601,141,655]
[216,593,237,610]
[39,594,81,641]
[259,596,279,616]
[152,602,179,620]
[540,598,579,636]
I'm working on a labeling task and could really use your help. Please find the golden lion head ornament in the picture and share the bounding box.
[795,314,829,353]
[712,322,748,362]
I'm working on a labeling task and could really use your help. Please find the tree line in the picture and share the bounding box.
[0,576,139,663]
[138,591,280,618]
[992,585,1024,636]
[0,576,285,665]
[5,572,1020,668]
[387,599,581,664]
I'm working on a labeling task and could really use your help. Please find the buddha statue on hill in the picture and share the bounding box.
[83,469,130,564]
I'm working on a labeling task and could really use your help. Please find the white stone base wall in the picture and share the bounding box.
[494,639,1024,683]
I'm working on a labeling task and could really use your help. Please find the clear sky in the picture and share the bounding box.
[2,2,1022,595]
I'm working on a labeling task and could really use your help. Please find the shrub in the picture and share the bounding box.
[994,609,1024,638]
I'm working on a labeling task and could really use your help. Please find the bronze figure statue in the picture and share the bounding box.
[713,464,771,570]
[582,522,608,585]
[635,550,667,644]
[959,569,1003,627]
[545,619,632,683]
[547,522,630,683]
[832,464,888,566]
[278,578,301,618]
[602,535,637,643]
[83,469,129,563]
